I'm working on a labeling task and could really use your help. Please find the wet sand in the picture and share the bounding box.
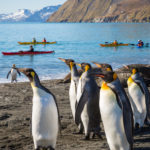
[0,79,150,150]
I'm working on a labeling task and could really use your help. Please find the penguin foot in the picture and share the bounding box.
[134,127,143,134]
[144,119,150,127]
[36,146,42,150]
[36,146,55,150]
[92,133,96,139]
[47,146,55,150]
[82,135,90,140]
[96,133,103,140]
[92,132,103,140]
[73,130,83,135]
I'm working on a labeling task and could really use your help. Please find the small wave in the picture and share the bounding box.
[0,72,67,84]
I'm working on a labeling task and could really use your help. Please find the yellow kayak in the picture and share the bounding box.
[18,41,56,45]
[100,43,129,47]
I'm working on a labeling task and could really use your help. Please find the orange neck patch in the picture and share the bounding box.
[127,76,134,86]
[101,82,110,90]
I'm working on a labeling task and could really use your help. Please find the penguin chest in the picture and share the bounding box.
[100,89,122,126]
[100,89,129,149]
[32,89,58,141]
[76,78,82,103]
[11,69,17,80]
[69,80,77,119]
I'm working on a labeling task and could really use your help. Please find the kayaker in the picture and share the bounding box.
[28,45,34,52]
[137,40,144,47]
[113,40,118,45]
[19,45,34,53]
[32,38,36,43]
[43,38,46,43]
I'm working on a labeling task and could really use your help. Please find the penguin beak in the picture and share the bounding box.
[75,63,81,68]
[123,65,133,73]
[91,72,105,78]
[58,58,66,63]
[18,68,26,74]
[91,61,102,68]
[18,68,30,76]
[123,65,129,70]
[95,74,105,78]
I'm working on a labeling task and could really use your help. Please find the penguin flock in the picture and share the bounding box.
[6,59,150,150]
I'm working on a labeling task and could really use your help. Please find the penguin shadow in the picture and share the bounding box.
[134,126,150,136]
[134,148,150,150]
[134,137,150,143]
[0,113,12,121]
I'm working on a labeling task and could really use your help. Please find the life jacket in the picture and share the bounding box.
[43,39,46,43]
[113,41,118,45]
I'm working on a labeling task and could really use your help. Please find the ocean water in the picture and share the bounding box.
[0,22,150,83]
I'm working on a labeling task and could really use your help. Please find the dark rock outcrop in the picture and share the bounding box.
[62,64,150,88]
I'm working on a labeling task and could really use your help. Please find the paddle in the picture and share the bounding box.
[129,44,135,46]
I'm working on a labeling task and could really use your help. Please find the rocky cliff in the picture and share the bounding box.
[48,0,150,22]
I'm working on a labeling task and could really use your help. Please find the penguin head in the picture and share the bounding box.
[92,62,113,71]
[18,68,40,87]
[95,71,118,83]
[12,64,16,68]
[78,63,92,72]
[131,67,142,76]
[58,58,75,70]
[124,65,139,75]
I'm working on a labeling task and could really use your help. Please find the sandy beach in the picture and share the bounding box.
[0,78,150,150]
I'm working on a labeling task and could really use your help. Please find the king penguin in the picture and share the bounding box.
[7,64,21,83]
[75,63,101,140]
[95,71,133,150]
[58,58,83,134]
[127,67,150,128]
[18,68,60,150]
[58,58,79,119]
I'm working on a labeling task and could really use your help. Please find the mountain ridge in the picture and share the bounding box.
[48,0,150,22]
[0,5,61,22]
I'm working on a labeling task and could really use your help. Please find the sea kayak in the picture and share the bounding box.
[18,41,56,45]
[2,51,54,55]
[100,43,129,47]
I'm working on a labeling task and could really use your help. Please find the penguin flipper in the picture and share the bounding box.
[75,89,88,126]
[6,71,11,79]
[16,68,21,76]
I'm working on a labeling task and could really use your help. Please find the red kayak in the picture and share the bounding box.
[2,51,54,55]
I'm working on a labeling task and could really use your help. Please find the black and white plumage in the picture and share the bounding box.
[75,63,101,140]
[95,71,133,150]
[127,68,150,127]
[58,58,79,120]
[58,58,83,134]
[18,68,60,150]
[7,64,21,83]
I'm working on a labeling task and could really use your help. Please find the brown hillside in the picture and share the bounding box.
[48,0,150,22]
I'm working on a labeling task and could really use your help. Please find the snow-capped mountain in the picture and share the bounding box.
[0,5,61,22]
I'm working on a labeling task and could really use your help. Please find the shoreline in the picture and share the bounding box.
[0,77,150,149]
[0,78,63,84]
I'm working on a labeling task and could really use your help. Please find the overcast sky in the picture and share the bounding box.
[0,0,67,14]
